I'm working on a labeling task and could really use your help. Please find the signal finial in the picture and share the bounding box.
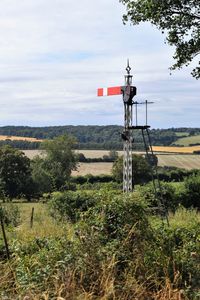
[126,59,131,75]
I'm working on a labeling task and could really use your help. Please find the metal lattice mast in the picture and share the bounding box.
[97,61,136,192]
[123,62,133,192]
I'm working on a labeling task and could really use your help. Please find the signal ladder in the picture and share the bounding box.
[135,125,169,225]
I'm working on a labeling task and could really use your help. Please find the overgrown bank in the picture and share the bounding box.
[0,190,200,299]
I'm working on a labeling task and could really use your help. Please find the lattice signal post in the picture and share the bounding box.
[97,62,137,192]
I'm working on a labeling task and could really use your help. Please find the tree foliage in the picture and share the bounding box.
[120,0,200,78]
[0,146,33,199]
[112,154,152,184]
[0,125,200,150]
[32,135,77,192]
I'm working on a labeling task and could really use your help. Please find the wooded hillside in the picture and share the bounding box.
[0,126,199,150]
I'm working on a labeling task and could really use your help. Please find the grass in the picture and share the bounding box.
[5,203,72,243]
[168,206,200,228]
[175,132,189,137]
[173,134,200,146]
[1,199,200,299]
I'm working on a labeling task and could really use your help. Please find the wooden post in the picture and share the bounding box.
[30,207,34,229]
[0,214,10,260]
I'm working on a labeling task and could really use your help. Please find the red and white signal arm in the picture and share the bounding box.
[97,86,122,97]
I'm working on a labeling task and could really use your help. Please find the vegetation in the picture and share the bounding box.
[173,134,200,146]
[120,0,200,79]
[0,146,34,200]
[0,192,200,299]
[112,154,153,184]
[0,126,200,150]
[32,135,77,194]
[0,132,200,298]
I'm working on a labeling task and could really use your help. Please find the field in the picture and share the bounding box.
[173,134,200,146]
[157,154,200,169]
[72,155,200,175]
[23,149,200,175]
[175,132,189,137]
[72,162,113,176]
[152,145,200,153]
[23,149,124,159]
[0,135,43,142]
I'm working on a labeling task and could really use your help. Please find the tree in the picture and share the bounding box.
[120,0,200,78]
[31,156,53,195]
[32,135,77,192]
[112,154,151,184]
[0,145,33,199]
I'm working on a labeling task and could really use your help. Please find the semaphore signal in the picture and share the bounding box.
[97,60,137,192]
[97,61,169,223]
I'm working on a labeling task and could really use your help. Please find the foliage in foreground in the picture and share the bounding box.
[0,192,200,299]
[120,0,200,79]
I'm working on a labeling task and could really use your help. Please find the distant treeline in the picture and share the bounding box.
[0,125,199,150]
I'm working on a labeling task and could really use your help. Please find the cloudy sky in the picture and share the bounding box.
[0,0,199,128]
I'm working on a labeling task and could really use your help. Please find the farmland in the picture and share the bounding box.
[152,145,200,153]
[173,134,200,146]
[72,162,113,176]
[0,135,43,142]
[157,154,200,169]
[72,155,200,175]
[23,149,200,175]
[1,136,200,299]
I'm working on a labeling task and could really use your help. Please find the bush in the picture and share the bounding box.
[49,190,100,223]
[183,174,200,208]
[139,181,178,213]
[0,204,21,227]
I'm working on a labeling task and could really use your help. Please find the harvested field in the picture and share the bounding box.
[72,155,200,176]
[23,149,44,159]
[0,135,43,142]
[23,150,200,175]
[23,149,124,159]
[152,146,200,153]
[72,162,113,176]
[157,154,200,170]
[75,150,123,158]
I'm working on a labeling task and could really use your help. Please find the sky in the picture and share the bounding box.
[0,0,199,129]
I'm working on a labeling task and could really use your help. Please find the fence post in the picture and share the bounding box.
[30,207,34,228]
[0,214,10,260]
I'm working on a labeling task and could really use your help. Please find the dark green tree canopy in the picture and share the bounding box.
[120,0,200,78]
[0,146,33,199]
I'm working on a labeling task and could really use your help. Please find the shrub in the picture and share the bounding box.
[183,174,200,208]
[139,181,178,213]
[49,190,100,222]
[0,204,21,227]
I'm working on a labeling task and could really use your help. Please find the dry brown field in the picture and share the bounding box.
[72,162,113,176]
[152,146,200,153]
[23,150,44,159]
[22,150,124,159]
[157,154,200,170]
[0,135,43,142]
[23,150,200,175]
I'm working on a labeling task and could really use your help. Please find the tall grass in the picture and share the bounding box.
[0,199,199,299]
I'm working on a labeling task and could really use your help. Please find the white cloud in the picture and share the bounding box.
[0,0,198,128]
